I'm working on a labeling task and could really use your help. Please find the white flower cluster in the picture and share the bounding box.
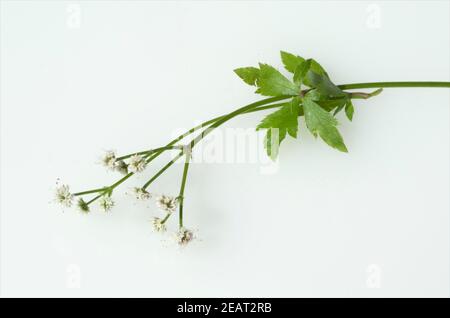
[100,151,128,175]
[152,217,166,232]
[155,195,178,214]
[101,150,117,170]
[132,187,152,200]
[55,184,74,207]
[151,195,195,245]
[55,184,195,245]
[101,151,150,175]
[55,183,115,214]
[99,196,114,212]
[127,154,147,173]
[175,227,194,246]
[149,195,177,233]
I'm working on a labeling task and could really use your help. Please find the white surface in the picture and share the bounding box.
[1,1,449,297]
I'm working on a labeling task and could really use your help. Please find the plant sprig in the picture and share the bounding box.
[55,51,450,246]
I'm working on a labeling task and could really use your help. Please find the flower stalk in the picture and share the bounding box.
[177,148,191,229]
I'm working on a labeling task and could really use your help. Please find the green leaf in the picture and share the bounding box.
[256,63,299,97]
[263,129,285,161]
[300,59,329,88]
[309,59,329,77]
[293,59,312,86]
[332,98,349,115]
[289,57,344,99]
[303,96,348,152]
[257,98,300,159]
[234,67,260,86]
[280,51,305,73]
[345,99,354,121]
[278,52,343,99]
[305,72,344,98]
[306,89,348,112]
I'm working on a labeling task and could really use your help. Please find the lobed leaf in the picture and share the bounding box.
[257,98,300,160]
[256,63,299,97]
[280,51,344,99]
[303,96,348,152]
[332,98,349,115]
[280,51,305,73]
[234,67,260,86]
[293,59,312,86]
[345,99,354,121]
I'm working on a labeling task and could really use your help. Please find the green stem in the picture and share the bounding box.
[177,80,450,187]
[338,81,450,90]
[116,145,183,161]
[243,102,287,113]
[138,98,289,190]
[72,100,287,198]
[110,172,133,190]
[349,88,383,100]
[81,152,158,198]
[118,102,288,164]
[142,151,184,190]
[161,213,171,224]
[146,97,289,156]
[187,97,287,151]
[74,187,107,196]
[86,194,102,205]
[177,152,191,229]
[73,81,450,198]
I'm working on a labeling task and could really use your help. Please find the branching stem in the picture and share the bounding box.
[116,145,183,160]
[142,151,185,190]
[73,81,450,204]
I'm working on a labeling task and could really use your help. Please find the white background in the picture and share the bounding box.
[1,1,449,297]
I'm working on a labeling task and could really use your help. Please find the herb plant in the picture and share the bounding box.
[55,51,450,246]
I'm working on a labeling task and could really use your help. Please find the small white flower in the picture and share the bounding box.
[98,196,114,212]
[128,154,147,173]
[132,187,151,200]
[101,150,117,170]
[174,227,194,246]
[55,184,74,207]
[156,195,177,213]
[152,217,166,232]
